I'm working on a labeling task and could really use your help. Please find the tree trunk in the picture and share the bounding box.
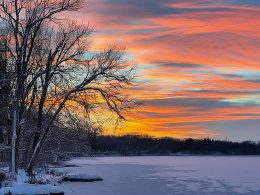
[11,109,17,179]
[27,141,40,175]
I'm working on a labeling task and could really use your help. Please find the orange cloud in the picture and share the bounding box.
[69,0,260,140]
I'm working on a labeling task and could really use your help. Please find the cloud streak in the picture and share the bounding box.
[75,0,260,140]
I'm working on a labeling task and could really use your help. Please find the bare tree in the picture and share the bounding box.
[0,0,138,176]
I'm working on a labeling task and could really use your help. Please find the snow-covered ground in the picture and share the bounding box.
[58,156,260,195]
[0,169,65,194]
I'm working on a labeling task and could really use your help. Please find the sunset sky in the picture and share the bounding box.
[74,0,260,141]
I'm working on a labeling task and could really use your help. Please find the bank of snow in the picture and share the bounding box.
[0,166,103,194]
[63,174,103,182]
[0,184,64,194]
[0,169,64,195]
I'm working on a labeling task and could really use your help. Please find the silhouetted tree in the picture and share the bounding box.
[0,0,139,176]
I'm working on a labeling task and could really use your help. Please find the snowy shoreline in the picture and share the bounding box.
[1,156,260,195]
[85,153,260,157]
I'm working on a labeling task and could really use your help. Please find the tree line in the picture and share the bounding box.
[94,135,260,156]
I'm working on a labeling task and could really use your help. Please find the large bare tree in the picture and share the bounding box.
[0,0,138,177]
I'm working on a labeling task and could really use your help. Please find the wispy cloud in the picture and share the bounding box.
[74,0,260,140]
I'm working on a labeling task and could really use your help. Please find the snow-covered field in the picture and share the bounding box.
[58,156,260,195]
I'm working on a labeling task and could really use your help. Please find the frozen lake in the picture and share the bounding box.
[59,156,260,195]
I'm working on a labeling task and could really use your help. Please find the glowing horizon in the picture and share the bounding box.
[72,0,260,141]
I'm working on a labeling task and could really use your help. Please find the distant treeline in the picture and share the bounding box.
[93,135,260,155]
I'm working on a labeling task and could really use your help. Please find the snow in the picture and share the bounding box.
[58,156,260,195]
[0,169,64,194]
[63,174,102,181]
[0,184,64,194]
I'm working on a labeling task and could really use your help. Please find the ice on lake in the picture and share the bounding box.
[59,156,260,195]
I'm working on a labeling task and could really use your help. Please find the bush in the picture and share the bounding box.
[0,171,6,182]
